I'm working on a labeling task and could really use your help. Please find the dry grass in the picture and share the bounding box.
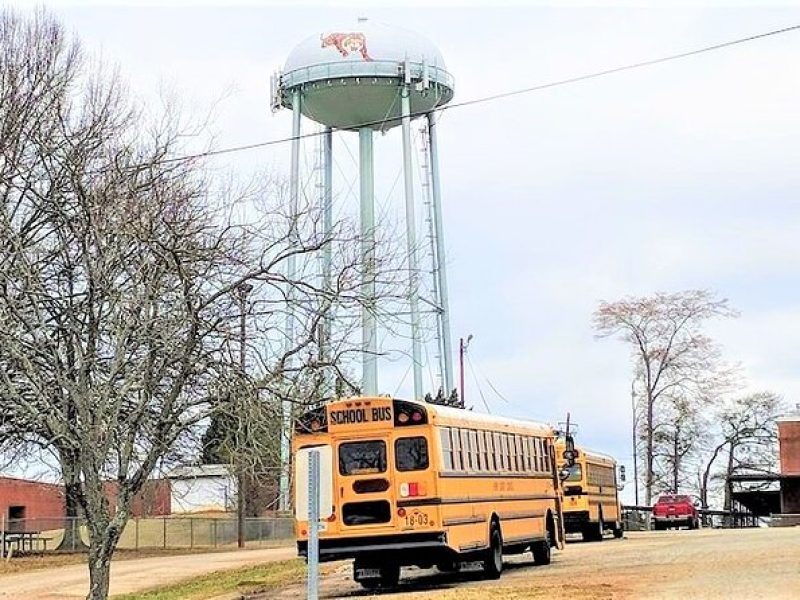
[112,559,307,600]
[0,546,288,576]
[427,582,626,599]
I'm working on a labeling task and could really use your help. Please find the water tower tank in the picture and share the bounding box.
[279,20,454,130]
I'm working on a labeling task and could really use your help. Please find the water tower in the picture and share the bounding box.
[272,19,455,505]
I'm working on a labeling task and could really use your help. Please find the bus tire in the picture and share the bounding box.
[613,522,624,539]
[532,537,551,565]
[583,514,603,542]
[436,560,460,573]
[482,522,503,579]
[354,561,400,589]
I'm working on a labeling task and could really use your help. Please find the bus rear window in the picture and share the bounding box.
[339,441,387,475]
[395,437,429,471]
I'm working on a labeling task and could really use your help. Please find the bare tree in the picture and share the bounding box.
[0,9,390,599]
[697,392,783,516]
[593,290,737,504]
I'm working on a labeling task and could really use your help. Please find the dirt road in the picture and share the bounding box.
[0,546,295,599]
[275,528,800,599]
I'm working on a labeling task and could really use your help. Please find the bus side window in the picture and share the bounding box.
[493,433,502,470]
[529,437,536,472]
[440,427,453,470]
[535,438,543,472]
[485,431,496,471]
[513,435,521,472]
[460,429,471,471]
[525,436,536,473]
[452,428,463,471]
[544,439,552,473]
[476,430,486,471]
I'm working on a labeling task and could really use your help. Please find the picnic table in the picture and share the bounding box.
[1,530,52,554]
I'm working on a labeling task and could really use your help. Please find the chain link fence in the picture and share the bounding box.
[1,515,294,555]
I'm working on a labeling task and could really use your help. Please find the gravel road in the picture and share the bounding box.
[275,527,800,599]
[0,546,295,599]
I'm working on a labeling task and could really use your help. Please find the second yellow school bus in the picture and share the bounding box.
[555,440,623,541]
[293,396,570,589]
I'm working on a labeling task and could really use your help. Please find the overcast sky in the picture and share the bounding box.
[8,1,800,501]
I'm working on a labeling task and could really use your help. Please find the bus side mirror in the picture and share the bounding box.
[559,468,571,481]
[619,465,626,483]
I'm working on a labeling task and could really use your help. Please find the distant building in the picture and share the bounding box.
[0,477,64,525]
[0,476,170,525]
[167,465,235,514]
[777,410,800,514]
[730,405,800,524]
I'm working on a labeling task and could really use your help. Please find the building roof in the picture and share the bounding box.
[166,465,231,480]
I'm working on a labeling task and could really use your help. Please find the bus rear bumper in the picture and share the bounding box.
[298,531,449,563]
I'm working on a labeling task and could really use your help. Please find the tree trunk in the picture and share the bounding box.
[672,424,680,493]
[87,543,113,600]
[645,390,654,505]
[85,511,126,600]
[57,450,88,552]
[723,440,735,527]
[237,467,246,548]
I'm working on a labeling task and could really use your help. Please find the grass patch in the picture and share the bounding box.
[0,552,87,575]
[113,559,306,600]
[0,546,290,576]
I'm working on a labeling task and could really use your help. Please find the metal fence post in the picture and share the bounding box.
[213,519,218,548]
[163,517,167,549]
[135,518,139,551]
[190,518,194,549]
[308,449,320,600]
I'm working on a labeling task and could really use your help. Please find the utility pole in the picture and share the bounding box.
[459,335,472,406]
[631,377,639,506]
[236,282,253,549]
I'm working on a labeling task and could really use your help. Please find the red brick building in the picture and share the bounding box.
[0,476,171,524]
[777,412,800,513]
[0,477,65,523]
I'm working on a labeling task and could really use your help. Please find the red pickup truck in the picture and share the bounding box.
[652,494,700,530]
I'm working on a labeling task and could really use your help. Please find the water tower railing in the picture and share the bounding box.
[282,60,453,92]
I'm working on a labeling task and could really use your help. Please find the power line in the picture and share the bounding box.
[137,22,800,169]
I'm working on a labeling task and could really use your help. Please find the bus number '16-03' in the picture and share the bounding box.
[405,511,429,527]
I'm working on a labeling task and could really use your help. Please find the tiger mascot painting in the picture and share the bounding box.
[320,32,373,61]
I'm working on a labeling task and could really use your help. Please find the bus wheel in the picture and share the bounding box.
[482,522,503,579]
[436,560,460,572]
[613,522,624,539]
[354,561,400,589]
[532,535,551,565]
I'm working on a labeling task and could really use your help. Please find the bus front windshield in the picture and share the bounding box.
[565,463,583,482]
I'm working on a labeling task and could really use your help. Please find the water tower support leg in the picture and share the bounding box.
[321,127,333,397]
[279,89,302,511]
[359,127,378,395]
[427,112,454,395]
[401,86,424,400]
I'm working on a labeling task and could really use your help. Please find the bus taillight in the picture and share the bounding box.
[399,482,427,497]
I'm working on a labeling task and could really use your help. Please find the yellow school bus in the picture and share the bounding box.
[293,396,570,589]
[555,440,623,541]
